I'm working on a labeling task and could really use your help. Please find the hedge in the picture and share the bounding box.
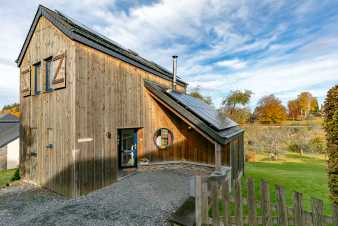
[323,84,338,204]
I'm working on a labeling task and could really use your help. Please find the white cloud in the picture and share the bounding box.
[216,59,247,70]
[190,53,338,106]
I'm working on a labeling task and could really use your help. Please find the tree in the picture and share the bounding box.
[287,99,301,120]
[222,90,253,113]
[323,84,338,204]
[310,97,319,113]
[0,103,20,117]
[188,87,213,105]
[261,129,284,160]
[220,90,253,124]
[287,92,319,119]
[254,95,287,124]
[297,92,319,118]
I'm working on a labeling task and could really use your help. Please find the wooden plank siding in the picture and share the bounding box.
[73,42,225,195]
[19,16,242,197]
[20,16,76,197]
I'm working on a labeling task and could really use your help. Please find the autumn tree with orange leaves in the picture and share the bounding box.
[255,95,287,124]
[0,103,20,118]
[287,92,319,120]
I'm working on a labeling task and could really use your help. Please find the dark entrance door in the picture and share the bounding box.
[118,129,137,168]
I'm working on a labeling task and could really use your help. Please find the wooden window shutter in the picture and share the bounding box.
[21,67,31,97]
[52,51,66,89]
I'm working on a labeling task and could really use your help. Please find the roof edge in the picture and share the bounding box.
[0,136,19,149]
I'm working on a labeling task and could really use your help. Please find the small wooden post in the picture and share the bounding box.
[201,179,209,225]
[261,180,272,226]
[333,203,338,226]
[234,178,243,226]
[247,177,257,226]
[211,180,220,226]
[195,176,203,226]
[215,142,221,170]
[222,178,230,226]
[293,192,305,226]
[311,198,324,226]
[276,185,288,226]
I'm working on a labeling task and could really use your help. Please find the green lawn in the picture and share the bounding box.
[243,152,331,215]
[0,168,17,188]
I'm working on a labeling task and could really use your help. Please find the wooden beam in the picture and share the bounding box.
[215,142,221,170]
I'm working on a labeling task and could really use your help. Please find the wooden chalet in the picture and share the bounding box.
[16,5,244,197]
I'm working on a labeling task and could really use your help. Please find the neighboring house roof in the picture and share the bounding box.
[144,80,243,144]
[0,114,19,122]
[0,114,20,148]
[16,5,187,87]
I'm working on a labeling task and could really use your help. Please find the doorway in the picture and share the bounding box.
[118,129,138,169]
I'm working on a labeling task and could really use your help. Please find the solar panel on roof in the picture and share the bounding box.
[167,91,238,131]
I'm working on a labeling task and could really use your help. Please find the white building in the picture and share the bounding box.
[0,114,19,170]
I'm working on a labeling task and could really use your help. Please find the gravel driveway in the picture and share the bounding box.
[0,168,200,226]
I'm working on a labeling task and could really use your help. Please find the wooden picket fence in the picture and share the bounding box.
[195,174,338,226]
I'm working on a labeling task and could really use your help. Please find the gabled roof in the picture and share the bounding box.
[16,5,187,87]
[144,80,243,144]
[0,114,19,148]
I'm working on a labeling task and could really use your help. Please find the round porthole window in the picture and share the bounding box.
[154,128,173,149]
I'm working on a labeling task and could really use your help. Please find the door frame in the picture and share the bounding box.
[117,128,138,169]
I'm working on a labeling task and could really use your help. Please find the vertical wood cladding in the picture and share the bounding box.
[19,16,76,197]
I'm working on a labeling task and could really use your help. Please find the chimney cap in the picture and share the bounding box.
[172,55,178,58]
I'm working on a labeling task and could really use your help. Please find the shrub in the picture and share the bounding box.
[11,168,20,181]
[309,137,326,153]
[288,143,301,153]
[288,142,308,155]
[323,84,338,204]
[245,151,256,162]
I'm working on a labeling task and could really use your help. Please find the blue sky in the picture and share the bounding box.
[0,0,338,109]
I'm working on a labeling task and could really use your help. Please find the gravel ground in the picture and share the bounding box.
[0,168,202,226]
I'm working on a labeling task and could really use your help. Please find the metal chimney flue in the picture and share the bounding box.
[172,55,177,91]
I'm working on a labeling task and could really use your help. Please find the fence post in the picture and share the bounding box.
[195,176,203,226]
[234,177,243,226]
[222,178,230,226]
[311,198,324,226]
[201,179,209,225]
[293,192,305,226]
[211,180,220,226]
[261,180,272,226]
[333,203,338,226]
[276,185,288,226]
[247,177,257,226]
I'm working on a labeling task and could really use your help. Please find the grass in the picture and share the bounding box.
[213,152,331,219]
[0,168,18,188]
[243,152,331,215]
